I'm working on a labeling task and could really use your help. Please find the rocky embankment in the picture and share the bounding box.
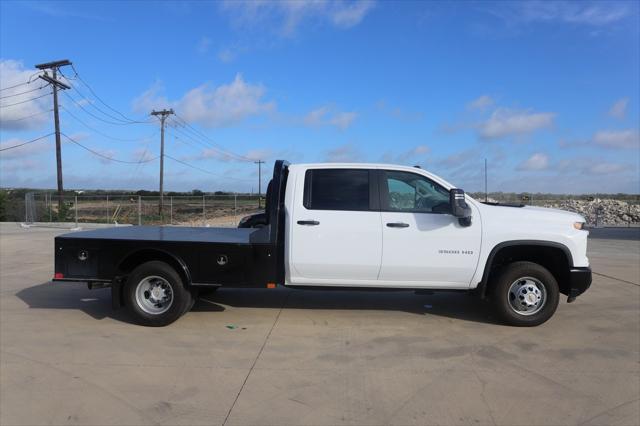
[542,199,640,225]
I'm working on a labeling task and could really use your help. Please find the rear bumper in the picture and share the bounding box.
[567,267,592,302]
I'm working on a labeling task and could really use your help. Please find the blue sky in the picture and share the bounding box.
[1,0,639,194]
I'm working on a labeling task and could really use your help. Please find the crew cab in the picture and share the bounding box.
[53,160,592,326]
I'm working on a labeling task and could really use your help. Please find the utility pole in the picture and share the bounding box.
[35,59,72,214]
[484,158,488,202]
[255,160,265,208]
[151,109,174,216]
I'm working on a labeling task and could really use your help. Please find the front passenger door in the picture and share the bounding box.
[378,170,481,287]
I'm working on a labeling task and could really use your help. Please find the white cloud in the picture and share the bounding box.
[0,136,53,159]
[330,0,375,28]
[517,153,550,171]
[325,143,362,162]
[438,148,479,168]
[131,148,156,162]
[94,149,117,165]
[244,149,272,162]
[179,74,274,127]
[132,81,170,113]
[479,108,555,140]
[375,100,424,122]
[329,111,357,129]
[304,106,330,126]
[608,98,629,119]
[181,147,273,163]
[304,105,357,130]
[467,95,495,111]
[558,138,590,149]
[0,59,51,131]
[593,129,639,149]
[382,145,431,165]
[221,0,375,36]
[196,36,212,54]
[493,1,631,27]
[133,74,275,128]
[0,158,42,174]
[217,48,236,63]
[587,162,630,175]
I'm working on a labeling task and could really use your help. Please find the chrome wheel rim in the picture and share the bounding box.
[135,275,174,315]
[508,277,546,316]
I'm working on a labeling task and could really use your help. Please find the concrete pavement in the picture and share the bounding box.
[1,223,638,425]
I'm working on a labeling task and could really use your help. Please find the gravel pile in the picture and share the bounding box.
[542,199,640,225]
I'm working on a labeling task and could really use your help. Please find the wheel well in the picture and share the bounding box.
[482,244,571,297]
[118,250,191,286]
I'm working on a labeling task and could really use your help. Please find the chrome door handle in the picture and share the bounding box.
[386,222,409,228]
[297,220,320,226]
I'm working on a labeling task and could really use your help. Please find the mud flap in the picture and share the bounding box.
[111,278,123,309]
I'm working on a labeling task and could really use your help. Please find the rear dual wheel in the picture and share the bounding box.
[124,261,194,327]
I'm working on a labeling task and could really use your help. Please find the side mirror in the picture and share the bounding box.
[450,188,472,226]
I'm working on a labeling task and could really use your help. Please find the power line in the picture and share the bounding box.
[0,91,52,108]
[0,84,50,100]
[65,81,152,125]
[66,65,150,124]
[61,90,147,126]
[0,80,31,92]
[172,133,209,153]
[171,133,259,181]
[172,114,252,162]
[171,114,253,162]
[61,87,130,124]
[60,105,158,142]
[164,154,252,182]
[0,132,55,152]
[0,72,44,92]
[168,121,248,161]
[0,108,53,123]
[168,122,222,152]
[67,85,138,124]
[61,132,159,164]
[168,118,251,163]
[125,139,155,188]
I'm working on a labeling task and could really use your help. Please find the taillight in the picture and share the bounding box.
[54,272,64,279]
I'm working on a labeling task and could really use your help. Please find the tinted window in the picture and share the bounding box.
[383,171,450,213]
[305,169,370,211]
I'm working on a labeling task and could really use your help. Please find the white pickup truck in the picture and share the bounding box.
[53,160,592,326]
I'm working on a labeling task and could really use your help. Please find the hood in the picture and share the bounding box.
[522,205,585,222]
[476,202,585,224]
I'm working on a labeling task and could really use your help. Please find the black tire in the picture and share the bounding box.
[184,288,198,313]
[124,261,190,327]
[492,261,559,327]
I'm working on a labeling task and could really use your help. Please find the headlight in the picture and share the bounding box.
[573,222,585,230]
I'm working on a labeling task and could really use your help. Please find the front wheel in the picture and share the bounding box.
[492,261,559,327]
[124,261,190,326]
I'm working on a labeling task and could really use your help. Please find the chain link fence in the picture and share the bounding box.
[3,191,639,228]
[18,192,263,228]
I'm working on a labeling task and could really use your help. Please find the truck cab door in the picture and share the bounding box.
[287,168,383,284]
[377,170,481,287]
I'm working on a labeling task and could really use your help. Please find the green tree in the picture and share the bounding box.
[0,191,7,221]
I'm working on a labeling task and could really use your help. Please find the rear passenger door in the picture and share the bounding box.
[288,168,383,284]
